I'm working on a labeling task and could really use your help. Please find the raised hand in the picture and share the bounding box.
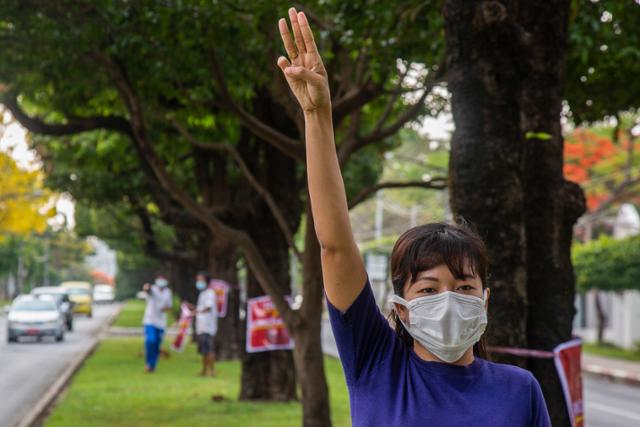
[277,8,330,113]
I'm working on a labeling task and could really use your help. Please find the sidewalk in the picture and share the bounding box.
[582,353,640,386]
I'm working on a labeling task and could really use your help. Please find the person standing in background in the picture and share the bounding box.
[142,275,173,373]
[194,271,218,377]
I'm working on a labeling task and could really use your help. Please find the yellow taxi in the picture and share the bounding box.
[59,281,93,317]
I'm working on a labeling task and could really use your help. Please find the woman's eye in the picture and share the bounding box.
[418,288,436,294]
[457,285,474,291]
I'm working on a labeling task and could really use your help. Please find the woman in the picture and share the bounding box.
[277,8,551,426]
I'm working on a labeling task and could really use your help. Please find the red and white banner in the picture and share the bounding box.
[246,295,293,353]
[209,279,230,318]
[171,303,193,352]
[554,339,584,427]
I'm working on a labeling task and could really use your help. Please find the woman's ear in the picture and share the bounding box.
[394,303,408,323]
[484,288,491,311]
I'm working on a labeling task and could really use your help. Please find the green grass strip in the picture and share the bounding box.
[45,337,351,427]
[583,342,640,363]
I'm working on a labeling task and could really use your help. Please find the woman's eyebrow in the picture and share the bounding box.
[411,275,440,287]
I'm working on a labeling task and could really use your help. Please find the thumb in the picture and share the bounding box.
[284,66,324,86]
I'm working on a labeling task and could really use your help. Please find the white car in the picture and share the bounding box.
[93,284,115,304]
[7,295,66,343]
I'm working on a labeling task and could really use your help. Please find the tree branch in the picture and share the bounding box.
[338,67,445,164]
[170,118,304,263]
[96,52,297,324]
[590,176,640,217]
[134,205,195,263]
[332,79,384,127]
[373,64,412,134]
[348,178,447,210]
[206,49,305,161]
[1,93,132,137]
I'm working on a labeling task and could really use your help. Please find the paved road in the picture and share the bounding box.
[322,318,640,427]
[584,375,640,427]
[0,304,119,427]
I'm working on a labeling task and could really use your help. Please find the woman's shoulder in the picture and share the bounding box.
[480,359,537,385]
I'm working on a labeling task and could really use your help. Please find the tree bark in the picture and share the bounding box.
[293,207,332,427]
[444,0,529,364]
[238,124,301,401]
[518,2,586,425]
[208,237,242,361]
[239,214,297,401]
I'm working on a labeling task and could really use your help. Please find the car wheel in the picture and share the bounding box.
[7,334,17,343]
[87,312,92,318]
[67,321,73,331]
[56,332,64,342]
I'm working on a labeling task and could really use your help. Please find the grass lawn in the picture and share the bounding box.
[45,337,351,427]
[112,299,146,327]
[583,342,640,362]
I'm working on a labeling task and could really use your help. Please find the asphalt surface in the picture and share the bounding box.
[584,375,640,427]
[0,304,119,427]
[321,318,640,427]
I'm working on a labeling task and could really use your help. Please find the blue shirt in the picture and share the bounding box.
[327,280,551,427]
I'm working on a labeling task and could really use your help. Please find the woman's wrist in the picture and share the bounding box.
[303,105,332,121]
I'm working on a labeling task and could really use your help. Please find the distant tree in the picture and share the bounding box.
[0,152,52,238]
[573,235,640,343]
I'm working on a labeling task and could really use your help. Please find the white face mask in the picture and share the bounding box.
[155,278,168,288]
[390,290,488,363]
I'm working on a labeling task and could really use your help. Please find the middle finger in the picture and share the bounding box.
[288,8,307,56]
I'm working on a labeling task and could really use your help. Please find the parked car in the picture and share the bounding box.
[59,281,93,317]
[93,284,115,304]
[7,294,65,343]
[31,286,74,331]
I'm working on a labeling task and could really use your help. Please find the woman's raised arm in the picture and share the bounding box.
[277,8,367,311]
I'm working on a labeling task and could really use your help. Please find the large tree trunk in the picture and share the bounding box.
[444,0,529,363]
[208,238,242,360]
[238,123,300,401]
[239,212,297,401]
[518,3,586,425]
[292,208,332,427]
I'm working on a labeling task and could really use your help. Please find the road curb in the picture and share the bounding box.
[583,364,640,387]
[17,304,122,427]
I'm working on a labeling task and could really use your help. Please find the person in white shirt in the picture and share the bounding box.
[193,271,218,376]
[142,275,173,373]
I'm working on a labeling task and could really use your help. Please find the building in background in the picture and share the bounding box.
[84,237,117,285]
[573,204,640,349]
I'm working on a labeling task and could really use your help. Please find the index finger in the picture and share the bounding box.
[298,12,317,54]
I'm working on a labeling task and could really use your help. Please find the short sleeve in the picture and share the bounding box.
[529,375,552,427]
[326,278,399,385]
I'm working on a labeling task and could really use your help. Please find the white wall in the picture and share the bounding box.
[573,290,640,349]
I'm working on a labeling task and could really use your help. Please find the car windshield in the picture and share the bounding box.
[33,288,64,295]
[12,299,57,311]
[31,293,62,302]
[66,288,91,295]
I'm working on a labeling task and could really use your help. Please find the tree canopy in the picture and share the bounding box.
[573,235,640,292]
